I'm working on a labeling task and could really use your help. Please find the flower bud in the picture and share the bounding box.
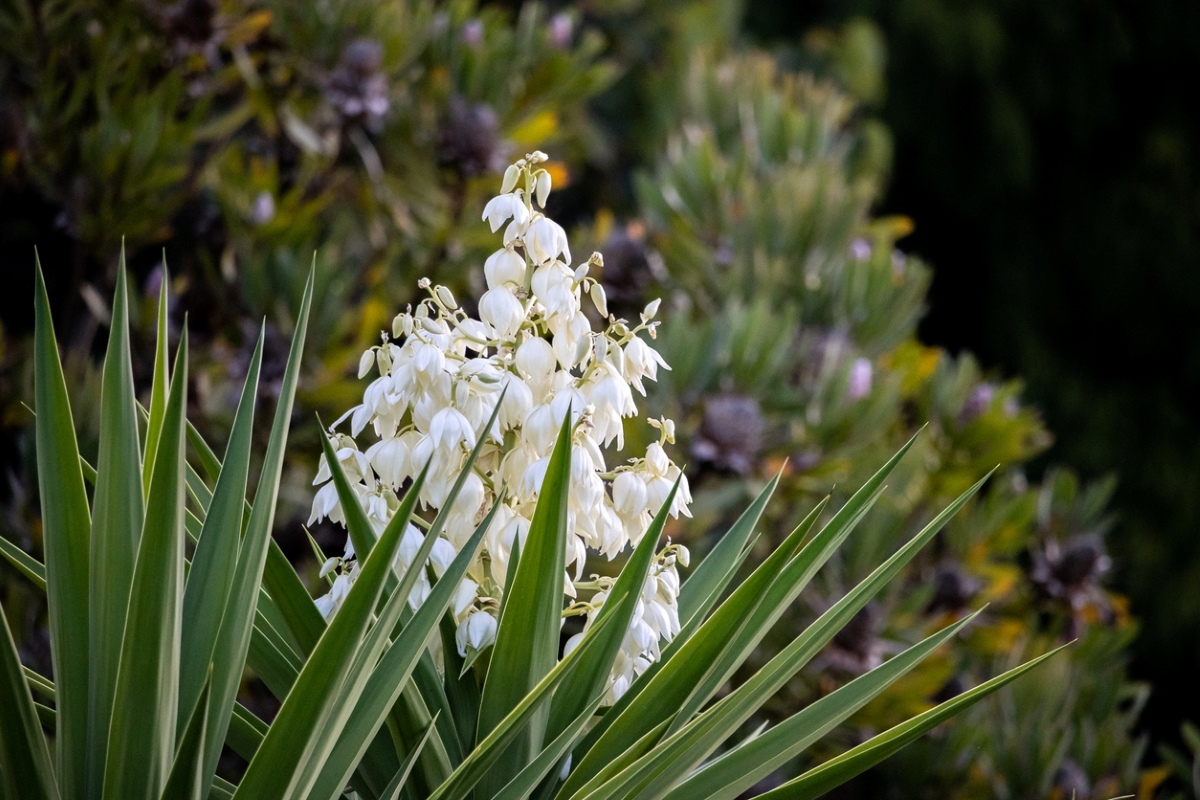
[375,348,392,376]
[358,349,375,379]
[522,404,558,453]
[590,283,608,317]
[593,334,608,363]
[642,298,661,321]
[536,170,552,207]
[501,163,520,194]
[498,374,534,429]
[436,285,458,310]
[573,334,591,367]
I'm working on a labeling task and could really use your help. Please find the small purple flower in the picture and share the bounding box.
[959,383,994,424]
[462,19,484,46]
[847,357,873,400]
[849,237,872,261]
[548,13,573,48]
[251,191,275,226]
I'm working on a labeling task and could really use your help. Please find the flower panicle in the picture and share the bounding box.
[310,152,690,701]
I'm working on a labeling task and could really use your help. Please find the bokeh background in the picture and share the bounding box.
[745,0,1200,749]
[2,0,1198,795]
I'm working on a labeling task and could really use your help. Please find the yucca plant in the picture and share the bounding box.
[1,158,1063,800]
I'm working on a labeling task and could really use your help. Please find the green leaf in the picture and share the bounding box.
[493,693,607,800]
[23,666,55,703]
[428,611,620,800]
[758,645,1068,800]
[379,717,438,800]
[177,328,262,738]
[143,258,171,498]
[160,674,210,800]
[305,498,497,800]
[87,250,146,799]
[0,598,59,800]
[33,257,92,800]
[103,327,189,800]
[676,469,780,626]
[224,702,268,762]
[202,263,314,799]
[573,468,988,800]
[545,479,680,759]
[477,411,573,796]
[440,612,481,753]
[560,496,831,800]
[562,430,921,798]
[661,610,984,800]
[669,483,886,734]
[286,457,432,799]
[557,717,675,800]
[232,461,424,800]
[0,536,46,591]
[262,535,328,655]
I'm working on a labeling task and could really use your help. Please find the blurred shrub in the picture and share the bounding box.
[0,0,1186,796]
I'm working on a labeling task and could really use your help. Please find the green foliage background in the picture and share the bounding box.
[1,0,1196,796]
[741,0,1200,748]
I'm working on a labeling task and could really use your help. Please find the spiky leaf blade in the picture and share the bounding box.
[758,646,1068,800]
[103,329,189,800]
[202,264,314,797]
[142,261,171,497]
[676,469,780,625]
[476,412,573,795]
[87,250,145,798]
[660,611,984,800]
[232,464,420,799]
[0,536,46,590]
[160,675,210,800]
[177,328,262,737]
[33,258,92,800]
[0,598,59,800]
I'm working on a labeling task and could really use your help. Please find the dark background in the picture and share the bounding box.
[744,0,1200,742]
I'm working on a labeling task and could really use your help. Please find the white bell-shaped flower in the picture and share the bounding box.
[623,335,670,395]
[482,192,530,233]
[526,216,571,264]
[612,471,648,519]
[485,247,527,289]
[429,406,476,453]
[516,336,556,381]
[365,436,410,489]
[456,609,498,656]
[479,286,525,339]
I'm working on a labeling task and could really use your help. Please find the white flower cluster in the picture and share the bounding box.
[309,151,692,702]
